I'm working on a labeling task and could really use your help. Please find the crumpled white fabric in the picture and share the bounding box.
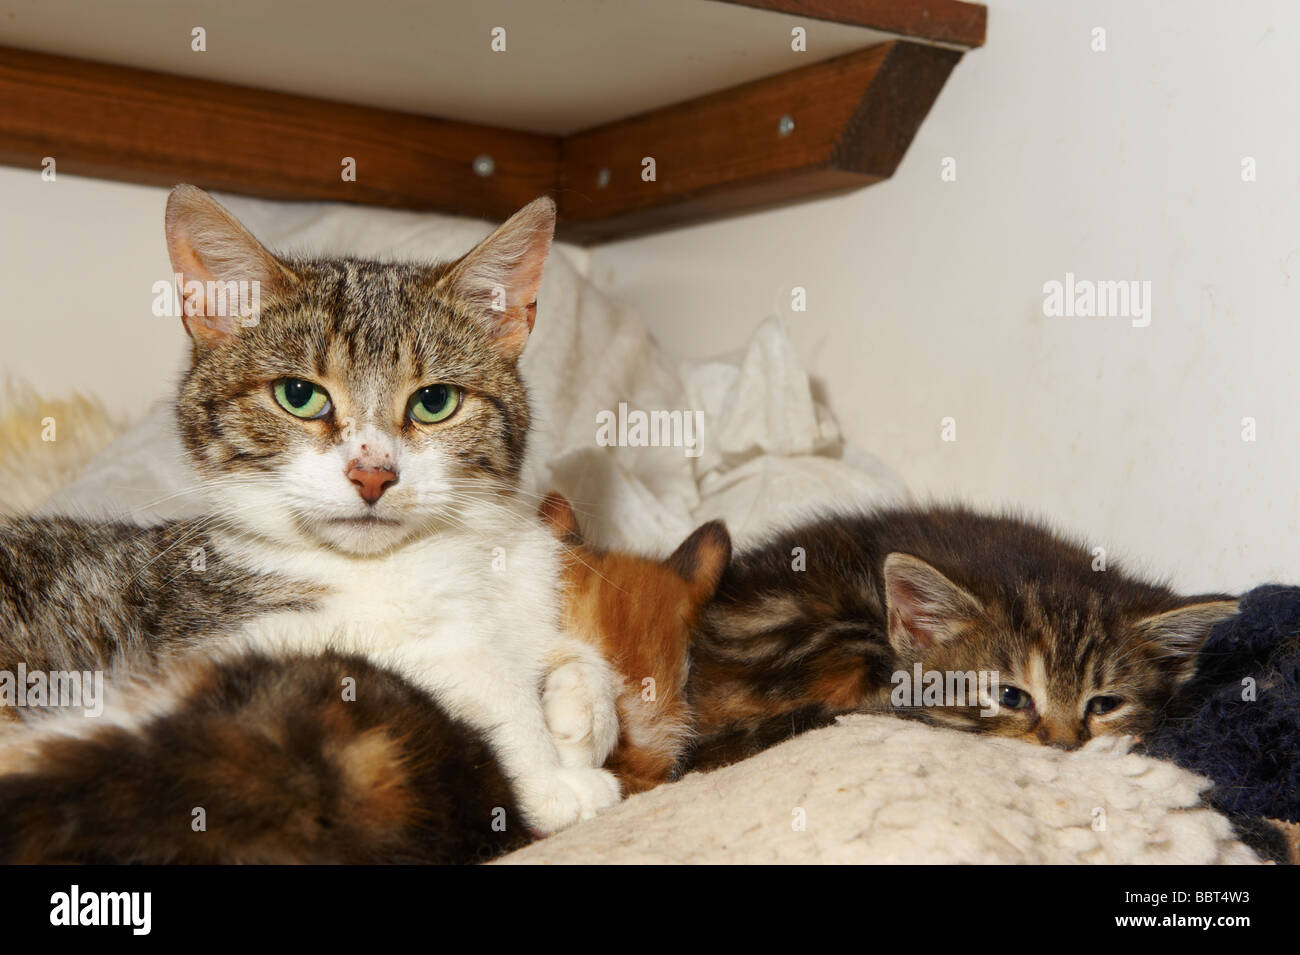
[41,197,906,551]
[681,317,909,546]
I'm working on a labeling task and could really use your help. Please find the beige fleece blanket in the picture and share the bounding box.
[499,715,1261,865]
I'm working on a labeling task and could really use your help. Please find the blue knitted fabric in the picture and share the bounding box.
[1145,585,1300,823]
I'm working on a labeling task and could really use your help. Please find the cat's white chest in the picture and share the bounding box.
[324,553,471,638]
[224,521,563,688]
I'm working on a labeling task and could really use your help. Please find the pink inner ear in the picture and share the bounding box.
[888,581,938,650]
[883,554,983,655]
[170,239,240,345]
[489,238,547,346]
[164,185,290,346]
[440,197,555,358]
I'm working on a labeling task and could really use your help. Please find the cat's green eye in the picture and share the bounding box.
[1087,695,1123,716]
[409,384,461,424]
[273,378,331,419]
[1000,685,1033,710]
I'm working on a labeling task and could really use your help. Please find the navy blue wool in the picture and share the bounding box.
[1145,585,1300,823]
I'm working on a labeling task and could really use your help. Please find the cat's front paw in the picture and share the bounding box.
[542,660,620,769]
[518,766,622,834]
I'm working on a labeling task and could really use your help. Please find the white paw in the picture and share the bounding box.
[519,766,622,834]
[542,660,620,768]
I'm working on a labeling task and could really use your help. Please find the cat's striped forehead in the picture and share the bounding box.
[256,258,511,392]
[981,587,1136,686]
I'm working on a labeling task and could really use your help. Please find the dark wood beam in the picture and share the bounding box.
[715,0,987,49]
[0,5,977,245]
[556,41,962,244]
[0,45,559,222]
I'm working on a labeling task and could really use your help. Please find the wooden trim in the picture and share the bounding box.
[715,0,987,49]
[0,46,559,222]
[556,41,961,243]
[0,20,971,243]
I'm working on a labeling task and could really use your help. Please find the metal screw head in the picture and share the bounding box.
[778,115,795,137]
[596,167,612,188]
[472,154,495,177]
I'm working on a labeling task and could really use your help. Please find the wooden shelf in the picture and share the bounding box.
[0,1,985,244]
[719,0,986,48]
[559,41,962,243]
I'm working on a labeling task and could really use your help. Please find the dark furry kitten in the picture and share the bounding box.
[686,506,1238,768]
[0,649,529,864]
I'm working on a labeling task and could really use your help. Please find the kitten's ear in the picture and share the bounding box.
[437,197,556,360]
[165,185,296,346]
[667,521,732,603]
[1132,599,1239,684]
[883,553,983,656]
[538,492,583,544]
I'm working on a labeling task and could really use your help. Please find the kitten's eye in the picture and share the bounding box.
[409,384,461,424]
[273,378,331,419]
[1000,686,1033,710]
[1087,695,1123,716]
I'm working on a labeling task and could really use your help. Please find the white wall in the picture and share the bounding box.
[0,172,188,418]
[586,0,1300,595]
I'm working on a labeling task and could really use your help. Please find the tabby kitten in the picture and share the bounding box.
[687,506,1238,768]
[0,186,620,833]
[0,649,530,864]
[539,493,730,793]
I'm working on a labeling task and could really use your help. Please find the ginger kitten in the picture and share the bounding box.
[539,494,730,793]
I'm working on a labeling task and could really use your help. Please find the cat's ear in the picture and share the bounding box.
[883,553,984,656]
[538,492,583,544]
[165,185,297,346]
[437,197,556,360]
[667,521,732,603]
[1131,599,1239,683]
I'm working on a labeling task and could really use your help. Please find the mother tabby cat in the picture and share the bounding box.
[0,185,621,836]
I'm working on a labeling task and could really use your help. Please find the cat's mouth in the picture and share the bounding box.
[306,511,414,556]
[326,515,402,527]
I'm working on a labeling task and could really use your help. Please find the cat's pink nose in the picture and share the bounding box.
[347,465,398,504]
